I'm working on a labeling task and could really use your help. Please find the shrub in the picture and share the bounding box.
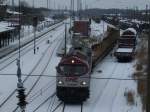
[137,80,146,96]
[136,63,143,71]
[125,90,135,105]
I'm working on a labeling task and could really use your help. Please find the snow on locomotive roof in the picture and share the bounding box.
[116,48,133,53]
[75,19,89,22]
[6,9,22,15]
[91,20,118,40]
[122,28,137,35]
[90,20,107,39]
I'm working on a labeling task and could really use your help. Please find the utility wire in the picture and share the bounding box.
[0,73,147,81]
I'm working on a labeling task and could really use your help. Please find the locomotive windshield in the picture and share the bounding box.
[59,64,87,75]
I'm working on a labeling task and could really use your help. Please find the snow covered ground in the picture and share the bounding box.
[0,23,65,112]
[0,20,142,112]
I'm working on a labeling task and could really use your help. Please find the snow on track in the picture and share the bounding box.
[62,104,83,112]
[0,24,65,112]
[23,54,141,112]
[83,55,141,112]
[91,63,130,112]
[0,19,142,112]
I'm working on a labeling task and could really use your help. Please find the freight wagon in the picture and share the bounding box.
[114,28,137,61]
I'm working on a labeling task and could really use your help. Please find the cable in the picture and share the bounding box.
[0,73,147,81]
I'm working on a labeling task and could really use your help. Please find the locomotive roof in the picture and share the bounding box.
[122,28,137,36]
[59,49,88,63]
[68,49,87,59]
[59,49,89,66]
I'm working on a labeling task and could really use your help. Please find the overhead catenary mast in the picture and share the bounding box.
[49,0,51,9]
[0,0,6,4]
[147,4,150,112]
[71,0,75,21]
[16,0,27,112]
[70,0,74,28]
[64,23,67,56]
[77,0,82,19]
[12,0,14,11]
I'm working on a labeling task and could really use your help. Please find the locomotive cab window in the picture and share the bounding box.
[59,64,87,75]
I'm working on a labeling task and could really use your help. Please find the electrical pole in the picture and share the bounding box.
[32,0,34,9]
[77,0,80,18]
[64,23,67,56]
[49,0,51,9]
[47,0,48,9]
[12,0,14,11]
[17,0,27,111]
[146,4,148,22]
[71,0,75,21]
[147,4,150,112]
[70,0,74,27]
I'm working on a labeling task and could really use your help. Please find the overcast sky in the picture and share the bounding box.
[11,0,150,10]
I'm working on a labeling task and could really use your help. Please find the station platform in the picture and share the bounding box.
[0,22,63,59]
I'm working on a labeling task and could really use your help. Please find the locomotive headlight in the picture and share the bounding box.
[71,60,75,64]
[58,80,63,85]
[82,81,87,85]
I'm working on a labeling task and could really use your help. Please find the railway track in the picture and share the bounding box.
[51,102,63,112]
[56,103,83,112]
[0,22,64,71]
[0,32,64,112]
[12,37,63,112]
[28,81,56,103]
[90,62,131,112]
[27,54,119,112]
[109,63,131,112]
[32,93,56,112]
[0,39,52,110]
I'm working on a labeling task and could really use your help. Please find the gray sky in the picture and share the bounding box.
[11,0,150,9]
